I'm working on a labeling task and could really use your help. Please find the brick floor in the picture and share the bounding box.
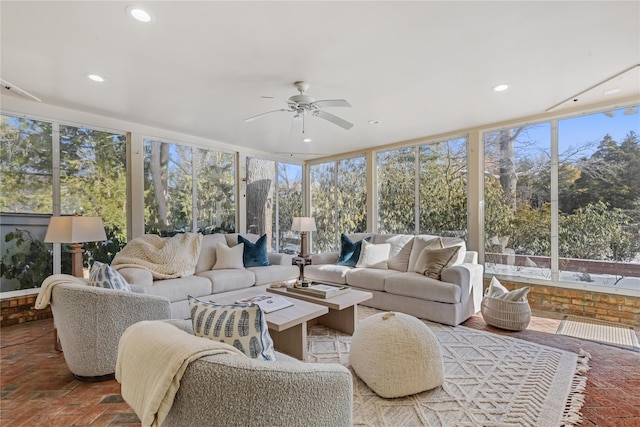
[1,311,638,426]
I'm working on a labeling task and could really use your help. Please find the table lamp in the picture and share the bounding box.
[291,216,316,258]
[44,215,107,277]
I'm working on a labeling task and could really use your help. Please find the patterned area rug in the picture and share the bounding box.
[307,306,591,427]
[556,315,640,352]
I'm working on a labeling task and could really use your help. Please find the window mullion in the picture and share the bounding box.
[414,146,420,235]
[550,119,559,282]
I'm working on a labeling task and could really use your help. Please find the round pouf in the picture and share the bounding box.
[349,311,444,398]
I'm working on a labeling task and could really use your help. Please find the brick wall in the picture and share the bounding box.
[0,294,52,327]
[489,279,640,327]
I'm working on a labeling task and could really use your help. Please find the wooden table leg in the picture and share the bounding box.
[317,305,357,335]
[269,322,308,360]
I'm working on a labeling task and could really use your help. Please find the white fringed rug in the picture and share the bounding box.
[307,306,591,427]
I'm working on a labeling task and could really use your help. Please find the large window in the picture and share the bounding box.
[377,137,468,237]
[310,156,367,252]
[484,106,639,291]
[144,139,235,235]
[245,157,302,253]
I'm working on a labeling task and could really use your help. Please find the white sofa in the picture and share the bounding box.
[117,233,299,319]
[304,233,483,326]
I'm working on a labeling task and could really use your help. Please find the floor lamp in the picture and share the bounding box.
[292,216,316,258]
[44,215,107,278]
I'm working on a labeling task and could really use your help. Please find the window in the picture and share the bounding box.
[377,138,469,237]
[245,157,302,253]
[310,156,367,252]
[144,140,236,235]
[483,124,552,280]
[0,115,52,213]
[557,107,640,290]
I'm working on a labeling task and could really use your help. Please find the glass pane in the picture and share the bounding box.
[276,163,302,254]
[246,157,276,248]
[558,106,640,291]
[337,156,367,234]
[484,124,552,280]
[0,115,52,213]
[419,138,468,238]
[311,162,338,252]
[197,149,236,233]
[377,147,415,234]
[144,140,193,235]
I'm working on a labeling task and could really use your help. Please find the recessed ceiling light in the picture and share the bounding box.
[368,119,381,125]
[493,83,510,92]
[603,88,620,96]
[302,138,312,143]
[126,5,154,23]
[86,74,105,82]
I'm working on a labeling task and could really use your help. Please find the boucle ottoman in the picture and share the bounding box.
[349,312,444,398]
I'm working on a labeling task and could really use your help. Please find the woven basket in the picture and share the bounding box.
[481,295,531,331]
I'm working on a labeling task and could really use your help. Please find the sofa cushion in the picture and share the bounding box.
[346,268,402,292]
[336,234,371,267]
[384,272,461,304]
[194,234,228,273]
[195,269,256,293]
[248,265,299,286]
[440,237,467,266]
[224,233,260,248]
[414,246,461,279]
[373,234,415,272]
[89,261,131,291]
[303,264,351,285]
[188,296,276,361]
[133,275,211,302]
[239,234,271,267]
[356,240,390,269]
[212,243,245,270]
[407,236,442,272]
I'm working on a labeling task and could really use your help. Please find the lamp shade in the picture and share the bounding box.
[44,216,107,243]
[291,217,317,232]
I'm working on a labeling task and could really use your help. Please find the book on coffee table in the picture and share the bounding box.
[235,294,293,313]
[288,284,351,299]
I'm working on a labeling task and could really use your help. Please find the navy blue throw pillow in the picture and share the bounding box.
[336,234,371,266]
[238,234,271,267]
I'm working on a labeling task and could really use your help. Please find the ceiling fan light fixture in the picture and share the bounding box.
[493,83,510,92]
[302,138,312,143]
[126,5,154,23]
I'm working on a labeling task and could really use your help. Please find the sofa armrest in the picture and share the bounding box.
[311,251,339,265]
[268,252,295,265]
[117,267,153,287]
[441,263,484,299]
[165,353,353,427]
[463,250,478,264]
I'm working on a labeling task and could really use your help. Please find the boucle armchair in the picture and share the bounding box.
[50,280,171,380]
[143,320,354,427]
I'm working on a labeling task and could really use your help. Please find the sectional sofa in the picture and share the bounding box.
[116,233,300,319]
[304,233,483,326]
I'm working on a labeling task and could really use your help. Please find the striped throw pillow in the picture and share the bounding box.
[89,261,131,292]
[188,295,276,361]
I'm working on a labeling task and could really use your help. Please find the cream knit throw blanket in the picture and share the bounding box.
[116,320,244,427]
[111,233,203,279]
[34,274,88,309]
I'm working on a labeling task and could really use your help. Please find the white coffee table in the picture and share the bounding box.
[267,286,372,335]
[209,286,328,360]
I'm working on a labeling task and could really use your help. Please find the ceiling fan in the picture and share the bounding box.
[244,81,353,133]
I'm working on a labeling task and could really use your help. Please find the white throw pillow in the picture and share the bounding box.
[498,286,530,302]
[487,276,509,297]
[356,240,391,269]
[188,295,276,361]
[212,243,245,270]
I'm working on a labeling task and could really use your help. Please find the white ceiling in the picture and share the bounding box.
[1,1,639,160]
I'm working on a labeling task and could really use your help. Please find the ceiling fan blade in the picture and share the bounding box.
[312,99,351,108]
[244,109,289,122]
[314,110,353,130]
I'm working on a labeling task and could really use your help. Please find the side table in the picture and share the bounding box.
[292,256,312,280]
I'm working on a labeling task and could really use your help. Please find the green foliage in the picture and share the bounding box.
[0,229,52,289]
